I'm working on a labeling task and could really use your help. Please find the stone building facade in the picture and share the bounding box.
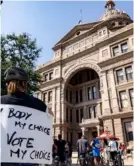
[36,0,134,147]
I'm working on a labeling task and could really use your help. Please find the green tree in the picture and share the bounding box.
[1,33,42,95]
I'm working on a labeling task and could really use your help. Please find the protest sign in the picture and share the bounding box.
[0,104,53,164]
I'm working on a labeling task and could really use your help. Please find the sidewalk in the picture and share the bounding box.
[72,156,134,166]
[124,158,133,166]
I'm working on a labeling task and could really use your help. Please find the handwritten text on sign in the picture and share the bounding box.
[0,104,53,164]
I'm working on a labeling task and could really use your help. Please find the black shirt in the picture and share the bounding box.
[1,92,47,112]
[1,92,47,166]
[56,139,66,154]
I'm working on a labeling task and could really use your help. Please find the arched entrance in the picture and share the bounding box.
[63,64,103,147]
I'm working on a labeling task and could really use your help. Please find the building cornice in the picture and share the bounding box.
[40,77,62,89]
[53,21,133,51]
[98,50,133,69]
[100,110,133,120]
[37,23,133,73]
[53,21,101,50]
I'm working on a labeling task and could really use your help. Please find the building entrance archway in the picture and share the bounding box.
[62,63,103,146]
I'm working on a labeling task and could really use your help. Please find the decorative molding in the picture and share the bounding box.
[100,110,133,120]
[98,50,133,69]
[64,62,101,84]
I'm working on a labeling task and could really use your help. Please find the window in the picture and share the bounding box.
[121,43,128,53]
[44,74,48,82]
[129,89,134,107]
[125,66,133,80]
[92,86,97,99]
[93,106,97,118]
[76,110,79,123]
[80,89,83,102]
[80,108,83,122]
[88,87,92,100]
[116,69,124,83]
[49,72,53,80]
[66,108,69,122]
[76,91,79,103]
[103,30,106,35]
[99,31,102,36]
[48,91,52,102]
[43,93,47,102]
[124,121,133,142]
[70,91,72,103]
[88,107,92,119]
[70,109,72,122]
[119,91,128,108]
[113,46,119,56]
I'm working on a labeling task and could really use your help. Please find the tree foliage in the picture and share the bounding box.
[1,33,42,95]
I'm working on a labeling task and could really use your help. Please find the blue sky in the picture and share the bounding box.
[2,1,133,66]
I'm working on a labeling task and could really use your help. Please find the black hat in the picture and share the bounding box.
[4,67,29,82]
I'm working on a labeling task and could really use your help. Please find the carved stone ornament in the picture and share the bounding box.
[64,62,101,84]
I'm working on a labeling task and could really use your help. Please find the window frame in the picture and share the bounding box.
[111,40,128,57]
[92,86,97,99]
[116,69,124,83]
[114,64,133,85]
[125,66,133,81]
[88,107,92,119]
[44,73,48,82]
[49,72,53,80]
[121,42,128,53]
[119,90,128,108]
[76,109,79,123]
[112,45,120,56]
[48,91,52,103]
[43,92,47,102]
[129,89,134,107]
[124,121,133,142]
[87,87,92,100]
[80,89,83,102]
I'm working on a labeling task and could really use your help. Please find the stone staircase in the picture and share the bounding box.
[72,151,78,164]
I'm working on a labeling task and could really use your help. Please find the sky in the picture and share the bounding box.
[1,0,133,66]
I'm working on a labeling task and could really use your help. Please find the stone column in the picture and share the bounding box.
[96,125,100,136]
[97,103,101,117]
[96,81,99,99]
[52,88,56,115]
[108,70,119,113]
[83,106,87,119]
[81,127,86,136]
[100,72,111,115]
[114,119,124,143]
[83,86,86,102]
[103,120,114,135]
[56,87,60,124]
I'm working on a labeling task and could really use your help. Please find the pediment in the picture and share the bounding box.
[53,21,101,49]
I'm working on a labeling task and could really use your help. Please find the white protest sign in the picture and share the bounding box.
[0,104,53,164]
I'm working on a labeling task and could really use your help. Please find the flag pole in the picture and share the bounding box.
[80,9,82,24]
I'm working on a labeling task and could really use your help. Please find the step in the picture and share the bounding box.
[72,151,78,158]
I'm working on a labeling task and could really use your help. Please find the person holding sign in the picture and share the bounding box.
[1,67,53,166]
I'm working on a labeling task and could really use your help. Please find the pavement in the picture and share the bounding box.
[71,157,134,166]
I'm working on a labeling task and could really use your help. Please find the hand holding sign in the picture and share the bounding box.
[0,104,53,164]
